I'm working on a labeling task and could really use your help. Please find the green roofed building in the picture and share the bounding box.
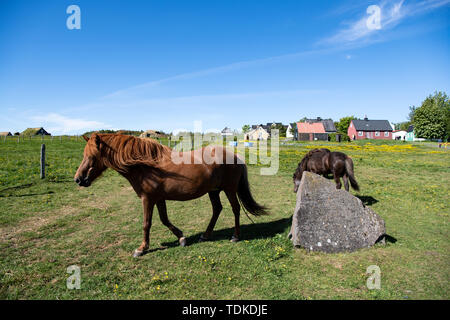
[21,127,51,136]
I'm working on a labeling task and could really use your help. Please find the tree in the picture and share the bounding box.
[394,121,411,131]
[413,91,449,140]
[271,123,287,137]
[336,116,357,134]
[242,125,251,133]
[289,125,296,136]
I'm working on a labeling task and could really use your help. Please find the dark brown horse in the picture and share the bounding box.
[293,148,359,193]
[74,133,267,257]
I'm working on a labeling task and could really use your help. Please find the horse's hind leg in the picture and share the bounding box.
[342,174,349,192]
[225,190,241,242]
[333,172,342,190]
[156,200,186,247]
[200,191,223,241]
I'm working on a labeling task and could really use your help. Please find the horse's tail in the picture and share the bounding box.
[237,166,268,216]
[344,156,360,191]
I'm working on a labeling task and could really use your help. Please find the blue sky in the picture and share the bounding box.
[0,0,449,134]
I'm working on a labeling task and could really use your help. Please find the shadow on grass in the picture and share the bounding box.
[0,190,55,198]
[160,217,291,249]
[356,195,379,206]
[0,183,33,193]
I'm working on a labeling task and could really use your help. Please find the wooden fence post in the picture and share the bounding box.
[40,144,45,179]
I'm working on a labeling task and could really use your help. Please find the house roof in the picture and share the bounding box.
[22,127,50,135]
[297,122,326,134]
[266,122,283,127]
[252,124,270,130]
[139,130,166,138]
[305,118,336,132]
[221,127,233,133]
[352,119,393,131]
[248,126,269,134]
[0,132,12,136]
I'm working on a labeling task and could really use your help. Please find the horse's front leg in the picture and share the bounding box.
[157,200,186,247]
[133,195,155,257]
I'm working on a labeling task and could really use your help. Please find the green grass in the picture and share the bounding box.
[0,136,449,299]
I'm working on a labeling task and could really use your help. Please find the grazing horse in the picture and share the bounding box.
[292,148,359,193]
[74,133,267,257]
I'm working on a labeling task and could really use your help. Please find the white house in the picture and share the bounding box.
[286,123,297,139]
[221,127,233,137]
[392,130,407,140]
[245,125,270,141]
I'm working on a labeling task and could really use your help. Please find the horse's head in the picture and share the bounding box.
[293,157,308,193]
[74,133,107,187]
[293,169,302,193]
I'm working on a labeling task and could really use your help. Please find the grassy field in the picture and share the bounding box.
[0,136,449,299]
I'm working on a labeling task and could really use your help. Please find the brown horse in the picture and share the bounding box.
[74,133,267,257]
[293,148,359,193]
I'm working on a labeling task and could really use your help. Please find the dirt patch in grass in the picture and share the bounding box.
[0,206,78,243]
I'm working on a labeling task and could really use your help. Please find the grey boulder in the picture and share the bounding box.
[289,171,385,253]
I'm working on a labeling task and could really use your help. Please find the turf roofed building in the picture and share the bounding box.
[21,127,51,136]
[347,117,393,140]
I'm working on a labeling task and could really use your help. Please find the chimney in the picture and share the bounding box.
[364,115,368,121]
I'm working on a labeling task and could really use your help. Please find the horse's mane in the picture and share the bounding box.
[293,148,330,179]
[293,157,307,180]
[92,134,172,173]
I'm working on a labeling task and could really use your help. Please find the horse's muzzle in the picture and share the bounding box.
[74,177,91,187]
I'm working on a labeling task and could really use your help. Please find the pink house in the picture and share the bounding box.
[348,118,393,140]
[296,122,328,141]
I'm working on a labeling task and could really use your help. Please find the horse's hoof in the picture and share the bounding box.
[179,237,187,247]
[133,249,144,258]
[230,236,239,243]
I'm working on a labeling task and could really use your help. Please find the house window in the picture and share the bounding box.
[358,131,363,136]
[375,131,380,136]
[384,131,389,137]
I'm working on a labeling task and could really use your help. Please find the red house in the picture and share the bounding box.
[348,118,393,140]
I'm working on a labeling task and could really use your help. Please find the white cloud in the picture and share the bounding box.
[319,0,449,46]
[30,113,111,135]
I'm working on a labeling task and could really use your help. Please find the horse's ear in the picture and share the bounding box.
[93,133,101,150]
[82,135,89,142]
